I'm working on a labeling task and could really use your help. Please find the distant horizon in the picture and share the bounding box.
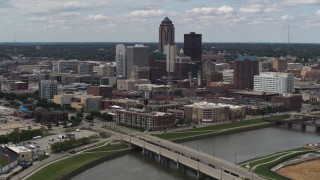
[1,1,320,43]
[0,41,320,45]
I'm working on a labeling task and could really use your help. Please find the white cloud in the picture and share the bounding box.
[239,7,262,13]
[217,6,234,14]
[87,15,109,20]
[128,9,167,17]
[285,0,320,5]
[186,5,234,15]
[239,4,279,14]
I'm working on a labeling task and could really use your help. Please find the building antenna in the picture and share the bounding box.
[287,24,290,56]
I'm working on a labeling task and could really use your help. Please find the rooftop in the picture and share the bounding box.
[161,17,172,24]
[236,55,256,61]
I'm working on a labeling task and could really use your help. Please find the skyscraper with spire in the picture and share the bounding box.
[158,17,175,53]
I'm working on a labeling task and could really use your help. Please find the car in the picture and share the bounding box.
[69,150,76,154]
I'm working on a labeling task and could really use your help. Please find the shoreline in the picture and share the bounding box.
[39,123,273,180]
[59,148,137,180]
[171,122,273,143]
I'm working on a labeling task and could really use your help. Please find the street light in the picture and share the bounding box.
[220,160,224,180]
[197,141,200,179]
[158,140,161,161]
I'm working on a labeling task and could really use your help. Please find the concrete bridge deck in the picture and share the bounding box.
[120,132,265,180]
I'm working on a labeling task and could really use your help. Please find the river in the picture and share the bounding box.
[72,126,320,180]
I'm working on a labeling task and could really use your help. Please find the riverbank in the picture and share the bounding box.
[172,122,272,142]
[239,147,317,180]
[155,118,273,142]
[26,141,133,180]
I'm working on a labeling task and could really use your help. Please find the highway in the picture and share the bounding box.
[121,135,243,180]
[111,124,265,180]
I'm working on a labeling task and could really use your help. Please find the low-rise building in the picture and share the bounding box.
[34,110,68,124]
[137,84,171,99]
[184,102,245,123]
[115,108,175,130]
[87,85,113,98]
[271,94,302,111]
[71,95,102,110]
[6,145,33,162]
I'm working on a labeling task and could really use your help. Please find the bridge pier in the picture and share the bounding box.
[287,123,292,128]
[316,127,320,132]
[301,124,306,131]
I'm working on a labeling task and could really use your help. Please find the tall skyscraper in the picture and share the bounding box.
[116,44,126,78]
[164,44,177,73]
[184,32,202,62]
[158,17,175,53]
[126,44,149,79]
[39,80,58,99]
[233,55,259,90]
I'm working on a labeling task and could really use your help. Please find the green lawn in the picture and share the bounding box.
[0,157,9,168]
[85,143,128,153]
[27,142,128,180]
[156,118,268,140]
[38,154,50,161]
[241,147,313,180]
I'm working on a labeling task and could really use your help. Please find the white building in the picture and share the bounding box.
[164,44,177,73]
[115,44,126,78]
[39,80,58,99]
[254,72,294,94]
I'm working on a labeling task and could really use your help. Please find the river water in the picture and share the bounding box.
[72,126,320,180]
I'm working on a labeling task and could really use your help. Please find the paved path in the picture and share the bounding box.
[11,137,113,180]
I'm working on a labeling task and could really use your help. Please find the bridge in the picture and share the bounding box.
[263,114,320,131]
[111,126,265,180]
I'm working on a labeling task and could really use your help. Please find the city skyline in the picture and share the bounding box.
[0,0,320,43]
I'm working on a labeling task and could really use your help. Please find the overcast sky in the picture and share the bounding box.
[0,0,320,43]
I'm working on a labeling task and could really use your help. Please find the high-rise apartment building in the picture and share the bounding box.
[116,44,126,78]
[254,72,295,94]
[184,32,202,62]
[126,44,149,79]
[39,80,58,99]
[158,17,175,53]
[233,55,259,90]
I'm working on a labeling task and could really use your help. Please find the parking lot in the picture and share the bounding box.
[20,130,99,155]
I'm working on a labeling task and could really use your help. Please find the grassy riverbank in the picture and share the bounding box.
[240,147,314,180]
[155,119,266,140]
[155,114,290,140]
[27,142,128,180]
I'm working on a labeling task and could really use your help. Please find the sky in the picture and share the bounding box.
[0,0,320,43]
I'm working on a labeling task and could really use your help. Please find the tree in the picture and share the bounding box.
[102,113,113,121]
[85,115,94,122]
[90,110,101,118]
[76,112,83,118]
[47,123,52,130]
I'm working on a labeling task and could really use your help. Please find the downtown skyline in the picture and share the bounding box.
[0,0,320,43]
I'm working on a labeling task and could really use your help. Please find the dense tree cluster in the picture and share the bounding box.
[0,42,319,62]
[50,135,97,153]
[0,129,43,144]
